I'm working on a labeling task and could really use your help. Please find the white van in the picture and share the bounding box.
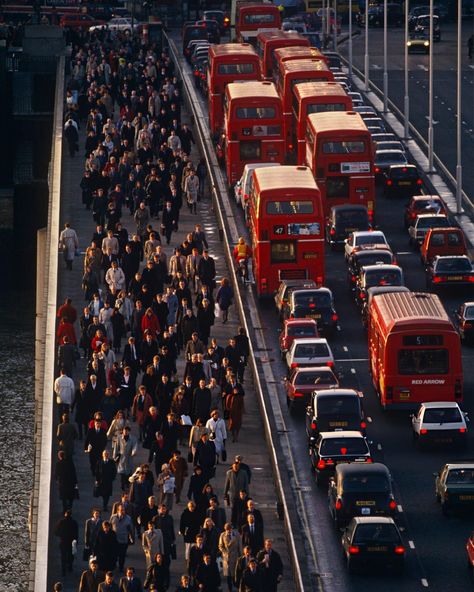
[234,162,281,209]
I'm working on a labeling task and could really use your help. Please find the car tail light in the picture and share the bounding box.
[351,275,356,282]
[359,293,365,299]
[261,278,267,291]
[289,143,294,151]
[310,422,317,430]
[463,322,473,329]
[368,209,374,222]
[244,193,249,202]
[290,362,298,369]
[309,303,316,308]
[420,428,428,435]
[459,427,467,433]
[366,457,373,463]
[340,447,348,455]
[432,276,442,283]
[360,421,367,430]
[417,179,423,185]
[335,499,342,510]
[389,499,397,511]
[330,228,336,236]
[200,73,206,80]
[327,360,334,368]
[331,313,338,322]
[455,380,462,400]
[317,459,326,470]
[394,546,405,555]
[467,277,474,283]
[294,392,305,398]
[410,212,417,218]
[386,180,393,186]
[194,70,199,76]
[375,166,380,173]
[316,276,323,285]
[348,545,360,555]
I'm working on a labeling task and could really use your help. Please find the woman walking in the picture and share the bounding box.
[225,387,244,443]
[216,278,234,324]
[218,523,241,592]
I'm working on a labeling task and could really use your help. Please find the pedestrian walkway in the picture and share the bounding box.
[47,77,294,592]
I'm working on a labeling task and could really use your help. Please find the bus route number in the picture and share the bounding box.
[274,225,285,235]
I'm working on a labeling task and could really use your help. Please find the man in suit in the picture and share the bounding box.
[122,336,141,382]
[197,249,216,293]
[98,571,119,592]
[256,539,283,592]
[78,558,104,592]
[239,557,263,592]
[161,200,177,245]
[111,492,136,528]
[84,418,108,476]
[235,546,253,590]
[241,514,264,557]
[84,509,103,557]
[188,534,205,577]
[194,553,221,591]
[241,499,264,533]
[119,566,143,592]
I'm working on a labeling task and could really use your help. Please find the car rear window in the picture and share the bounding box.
[356,252,393,267]
[435,258,471,272]
[376,152,406,163]
[417,217,448,229]
[320,437,368,456]
[423,407,462,423]
[446,469,474,484]
[356,233,385,246]
[294,292,332,308]
[317,396,359,416]
[365,269,402,287]
[390,167,418,179]
[294,343,330,357]
[353,523,400,544]
[464,306,474,320]
[343,474,390,493]
[335,210,369,225]
[414,199,442,212]
[295,372,337,387]
[287,325,317,337]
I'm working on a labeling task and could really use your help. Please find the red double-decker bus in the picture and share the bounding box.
[368,291,463,409]
[256,30,309,79]
[248,165,325,297]
[293,82,353,164]
[207,44,262,136]
[276,59,334,158]
[236,2,281,45]
[272,46,328,81]
[305,111,376,221]
[221,81,285,185]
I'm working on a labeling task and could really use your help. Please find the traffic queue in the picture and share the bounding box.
[180,3,474,576]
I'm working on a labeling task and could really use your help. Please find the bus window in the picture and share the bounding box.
[244,13,276,24]
[240,141,261,160]
[307,102,347,114]
[398,349,449,375]
[266,200,314,214]
[236,107,276,119]
[322,140,366,154]
[218,63,256,75]
[271,241,297,263]
[326,177,349,199]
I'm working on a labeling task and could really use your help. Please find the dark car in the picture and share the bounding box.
[275,279,318,320]
[384,164,423,198]
[435,463,474,515]
[286,287,338,337]
[195,19,220,43]
[410,14,441,40]
[354,264,404,310]
[326,205,371,249]
[328,463,397,528]
[322,51,342,70]
[347,248,396,294]
[342,517,405,574]
[362,286,410,327]
[407,30,430,54]
[404,194,447,228]
[310,431,372,485]
[182,24,209,57]
[360,4,403,27]
[453,301,474,343]
[374,150,408,181]
[426,255,474,290]
[306,389,366,442]
[203,10,229,33]
[284,365,339,411]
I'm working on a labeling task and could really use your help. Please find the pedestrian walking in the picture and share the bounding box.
[78,557,104,592]
[84,509,102,563]
[94,449,117,511]
[256,539,283,592]
[84,418,108,477]
[215,278,234,324]
[59,222,79,271]
[54,509,78,576]
[157,463,176,510]
[54,367,75,418]
[143,553,170,592]
[218,522,241,592]
[109,504,134,572]
[184,169,199,214]
[225,385,245,443]
[54,450,78,511]
[142,522,164,568]
[94,522,118,573]
[113,426,138,491]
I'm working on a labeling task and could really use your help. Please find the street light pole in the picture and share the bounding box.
[364,0,369,91]
[383,0,388,112]
[322,0,326,49]
[428,0,434,171]
[404,0,410,139]
[456,0,462,213]
[348,0,353,81]
[333,0,337,52]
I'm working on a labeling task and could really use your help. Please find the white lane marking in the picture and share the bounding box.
[417,65,428,71]
[367,416,372,423]
[335,358,368,362]
[372,64,382,69]
[409,540,415,549]
[377,443,382,450]
[396,251,412,255]
[351,368,356,374]
[343,346,348,352]
[425,116,439,124]
[337,325,341,331]
[421,578,429,587]
[397,504,403,512]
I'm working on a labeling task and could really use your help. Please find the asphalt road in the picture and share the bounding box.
[178,36,474,592]
[337,22,474,206]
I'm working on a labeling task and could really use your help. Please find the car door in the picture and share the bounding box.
[412,406,423,434]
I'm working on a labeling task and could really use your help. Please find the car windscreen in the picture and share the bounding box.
[435,258,471,272]
[423,407,462,423]
[342,473,390,493]
[353,523,400,544]
[365,269,402,287]
[287,325,317,337]
[317,396,360,416]
[295,372,337,387]
[320,437,368,456]
[294,343,330,357]
[446,469,474,485]
[294,292,332,308]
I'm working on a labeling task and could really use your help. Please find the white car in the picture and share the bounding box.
[344,230,389,261]
[411,402,468,446]
[285,338,335,372]
[89,17,139,33]
[234,162,280,208]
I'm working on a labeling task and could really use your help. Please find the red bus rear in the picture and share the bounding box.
[256,30,309,79]
[222,81,285,185]
[272,46,328,81]
[249,166,325,296]
[293,82,353,165]
[236,3,281,45]
[276,59,334,158]
[305,111,375,221]
[207,44,262,136]
[368,292,463,409]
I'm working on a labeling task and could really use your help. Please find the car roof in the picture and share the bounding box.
[284,318,318,326]
[445,463,474,470]
[336,462,390,476]
[292,287,332,297]
[421,401,461,409]
[411,194,441,202]
[375,149,405,156]
[292,337,329,346]
[416,213,447,220]
[351,516,396,525]
[319,430,364,438]
[294,366,335,374]
[315,388,360,398]
[279,279,316,288]
[353,248,392,259]
[433,255,470,262]
[367,286,410,297]
[388,164,418,171]
[463,301,474,307]
[353,230,385,238]
[361,264,402,274]
[332,204,368,214]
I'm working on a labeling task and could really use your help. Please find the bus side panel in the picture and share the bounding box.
[209,94,223,135]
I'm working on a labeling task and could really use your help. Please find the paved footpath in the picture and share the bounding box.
[47,106,295,591]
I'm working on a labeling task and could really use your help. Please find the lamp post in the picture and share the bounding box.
[364,0,369,91]
[428,0,434,172]
[333,0,337,52]
[404,0,410,139]
[456,0,462,213]
[348,0,353,81]
[322,0,326,49]
[383,0,388,112]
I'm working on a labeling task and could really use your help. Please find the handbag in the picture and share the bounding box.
[170,542,177,560]
[187,450,194,463]
[221,448,227,462]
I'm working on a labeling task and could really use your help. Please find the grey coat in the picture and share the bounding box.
[218,530,241,577]
[112,434,138,475]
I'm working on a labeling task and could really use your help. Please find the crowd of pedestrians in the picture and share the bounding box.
[52,26,284,592]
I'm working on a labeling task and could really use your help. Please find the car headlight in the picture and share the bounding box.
[424,41,429,46]
[407,41,412,46]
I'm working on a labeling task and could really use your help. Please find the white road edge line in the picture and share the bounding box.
[397,504,403,512]
[421,578,429,587]
[409,540,415,549]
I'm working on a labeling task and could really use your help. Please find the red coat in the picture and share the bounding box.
[57,303,77,324]
[132,393,153,426]
[141,312,160,338]
[56,321,77,345]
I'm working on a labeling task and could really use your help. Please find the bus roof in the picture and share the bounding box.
[226,80,279,100]
[210,43,258,57]
[307,111,369,134]
[274,46,326,62]
[373,291,451,332]
[294,81,348,100]
[253,165,318,191]
[280,58,331,75]
[239,3,280,13]
[257,30,306,43]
